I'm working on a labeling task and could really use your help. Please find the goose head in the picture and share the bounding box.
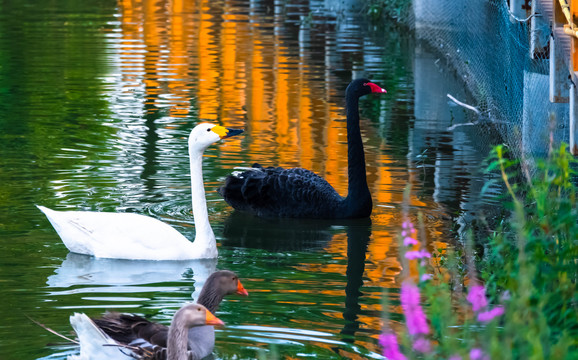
[197,270,249,312]
[213,270,249,297]
[175,303,225,328]
[346,78,387,98]
[188,123,244,153]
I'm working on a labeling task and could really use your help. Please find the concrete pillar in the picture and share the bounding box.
[530,0,549,59]
[550,31,570,103]
[510,0,530,20]
[570,83,578,154]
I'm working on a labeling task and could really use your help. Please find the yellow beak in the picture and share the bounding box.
[211,125,244,139]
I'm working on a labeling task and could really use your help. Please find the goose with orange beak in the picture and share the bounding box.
[69,302,224,360]
[93,270,248,359]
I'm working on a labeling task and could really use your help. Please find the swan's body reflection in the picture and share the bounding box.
[47,253,217,300]
[220,211,334,251]
[221,211,372,340]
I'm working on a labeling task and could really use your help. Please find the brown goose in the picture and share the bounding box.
[69,303,223,360]
[93,270,248,359]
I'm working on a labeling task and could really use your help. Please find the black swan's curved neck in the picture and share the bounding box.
[343,93,371,217]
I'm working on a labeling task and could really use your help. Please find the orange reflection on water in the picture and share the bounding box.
[113,0,446,352]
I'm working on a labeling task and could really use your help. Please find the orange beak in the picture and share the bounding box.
[236,280,249,296]
[205,310,225,326]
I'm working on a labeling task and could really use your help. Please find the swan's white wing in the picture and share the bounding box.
[38,206,197,260]
[68,313,134,360]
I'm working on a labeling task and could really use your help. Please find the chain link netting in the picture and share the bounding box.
[413,0,570,157]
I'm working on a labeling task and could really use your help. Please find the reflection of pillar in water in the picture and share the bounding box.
[412,41,483,236]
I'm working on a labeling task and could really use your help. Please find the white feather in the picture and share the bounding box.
[68,313,135,360]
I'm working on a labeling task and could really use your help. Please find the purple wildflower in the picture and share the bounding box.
[405,250,431,260]
[420,273,433,282]
[477,306,504,322]
[466,285,488,312]
[449,355,462,360]
[400,281,429,335]
[401,220,418,246]
[470,348,489,360]
[379,333,407,360]
[412,337,431,353]
[404,236,419,246]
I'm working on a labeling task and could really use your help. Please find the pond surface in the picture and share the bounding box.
[0,1,501,359]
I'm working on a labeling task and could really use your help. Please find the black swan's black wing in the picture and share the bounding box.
[218,163,344,218]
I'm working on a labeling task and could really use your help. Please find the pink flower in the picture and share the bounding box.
[412,337,431,353]
[403,236,419,246]
[466,285,488,312]
[449,356,462,360]
[400,282,429,335]
[405,250,431,260]
[420,273,433,282]
[470,348,489,360]
[379,333,407,360]
[477,306,504,322]
[402,221,413,230]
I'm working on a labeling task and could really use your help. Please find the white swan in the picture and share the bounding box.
[38,123,243,261]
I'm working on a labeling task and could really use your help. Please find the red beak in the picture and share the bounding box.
[236,280,249,296]
[367,82,387,93]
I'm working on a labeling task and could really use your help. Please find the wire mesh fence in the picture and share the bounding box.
[413,0,571,158]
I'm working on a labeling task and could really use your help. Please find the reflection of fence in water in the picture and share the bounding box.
[414,0,578,157]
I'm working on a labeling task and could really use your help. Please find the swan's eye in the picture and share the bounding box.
[206,128,211,132]
[363,82,368,86]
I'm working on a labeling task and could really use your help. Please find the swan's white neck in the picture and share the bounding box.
[189,147,217,258]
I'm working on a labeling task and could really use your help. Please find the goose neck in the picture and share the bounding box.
[197,284,225,313]
[167,318,192,360]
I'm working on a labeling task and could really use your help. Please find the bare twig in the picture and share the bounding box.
[26,315,79,344]
[447,94,481,115]
[447,122,478,131]
[505,0,541,22]
[446,93,484,131]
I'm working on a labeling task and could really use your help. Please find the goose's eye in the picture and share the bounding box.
[206,128,211,132]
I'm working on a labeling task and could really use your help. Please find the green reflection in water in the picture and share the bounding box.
[0,1,492,360]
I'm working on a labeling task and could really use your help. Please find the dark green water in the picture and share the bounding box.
[0,1,500,359]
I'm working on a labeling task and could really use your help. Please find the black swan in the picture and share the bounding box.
[218,78,386,219]
[92,270,248,359]
[69,303,223,360]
